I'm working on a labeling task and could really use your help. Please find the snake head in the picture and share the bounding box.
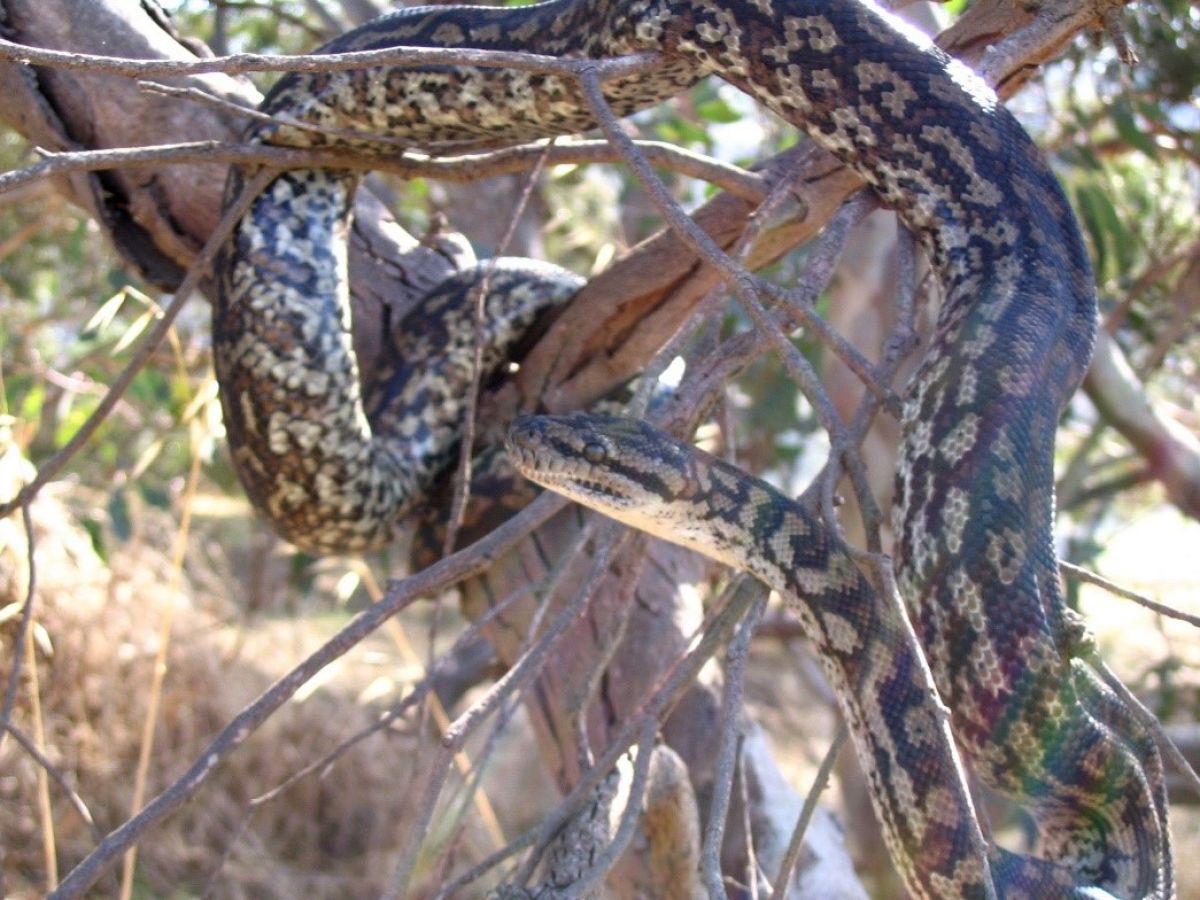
[505,413,693,521]
[507,413,787,576]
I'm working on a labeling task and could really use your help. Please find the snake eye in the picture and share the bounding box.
[582,441,607,465]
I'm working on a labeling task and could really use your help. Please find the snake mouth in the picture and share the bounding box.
[503,416,548,475]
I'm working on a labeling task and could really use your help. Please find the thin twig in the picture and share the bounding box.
[577,66,883,550]
[0,35,663,83]
[546,719,657,899]
[768,722,848,898]
[701,583,766,896]
[442,142,555,559]
[2,721,101,841]
[738,733,761,900]
[382,523,628,898]
[246,565,552,807]
[422,142,553,794]
[666,196,870,438]
[25,582,57,888]
[139,78,770,202]
[120,431,206,899]
[567,534,650,775]
[800,215,919,552]
[477,525,629,889]
[630,137,814,418]
[1096,662,1200,799]
[1061,560,1200,629]
[412,518,608,883]
[0,138,764,203]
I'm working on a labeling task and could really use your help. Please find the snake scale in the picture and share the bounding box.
[214,0,1172,896]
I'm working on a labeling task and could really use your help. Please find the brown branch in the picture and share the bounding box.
[246,569,551,808]
[577,66,882,550]
[1060,561,1200,629]
[443,145,555,560]
[382,524,629,897]
[1084,330,1200,520]
[701,585,767,895]
[18,2,1139,895]
[664,195,874,441]
[538,719,657,898]
[0,138,765,204]
[0,34,663,82]
[493,0,1111,424]
[769,721,849,898]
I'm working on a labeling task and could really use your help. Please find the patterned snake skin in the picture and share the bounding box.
[213,0,1172,896]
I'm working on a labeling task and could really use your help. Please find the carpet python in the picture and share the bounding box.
[213,0,1172,896]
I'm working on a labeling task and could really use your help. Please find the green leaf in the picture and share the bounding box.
[1074,184,1109,282]
[16,381,44,425]
[655,117,711,150]
[82,518,107,562]
[1059,145,1103,172]
[108,488,132,542]
[1110,99,1159,159]
[1075,182,1137,283]
[82,290,128,339]
[136,480,171,511]
[1096,184,1132,271]
[1135,99,1166,125]
[695,97,741,124]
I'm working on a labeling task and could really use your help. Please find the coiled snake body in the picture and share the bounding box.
[215,0,1172,896]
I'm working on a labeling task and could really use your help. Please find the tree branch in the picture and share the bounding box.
[1084,330,1200,520]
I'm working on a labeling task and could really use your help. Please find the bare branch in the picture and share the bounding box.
[701,583,766,895]
[1084,330,1200,520]
[2,720,100,842]
[769,722,849,898]
[0,35,663,82]
[0,138,765,205]
[1060,561,1200,629]
[430,580,760,898]
[576,66,883,550]
[383,524,628,897]
[544,720,657,898]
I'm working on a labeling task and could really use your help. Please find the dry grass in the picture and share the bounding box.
[0,443,490,896]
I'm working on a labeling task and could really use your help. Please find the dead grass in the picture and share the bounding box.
[0,460,471,896]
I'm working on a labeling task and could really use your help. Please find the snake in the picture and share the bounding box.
[212,0,1173,896]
